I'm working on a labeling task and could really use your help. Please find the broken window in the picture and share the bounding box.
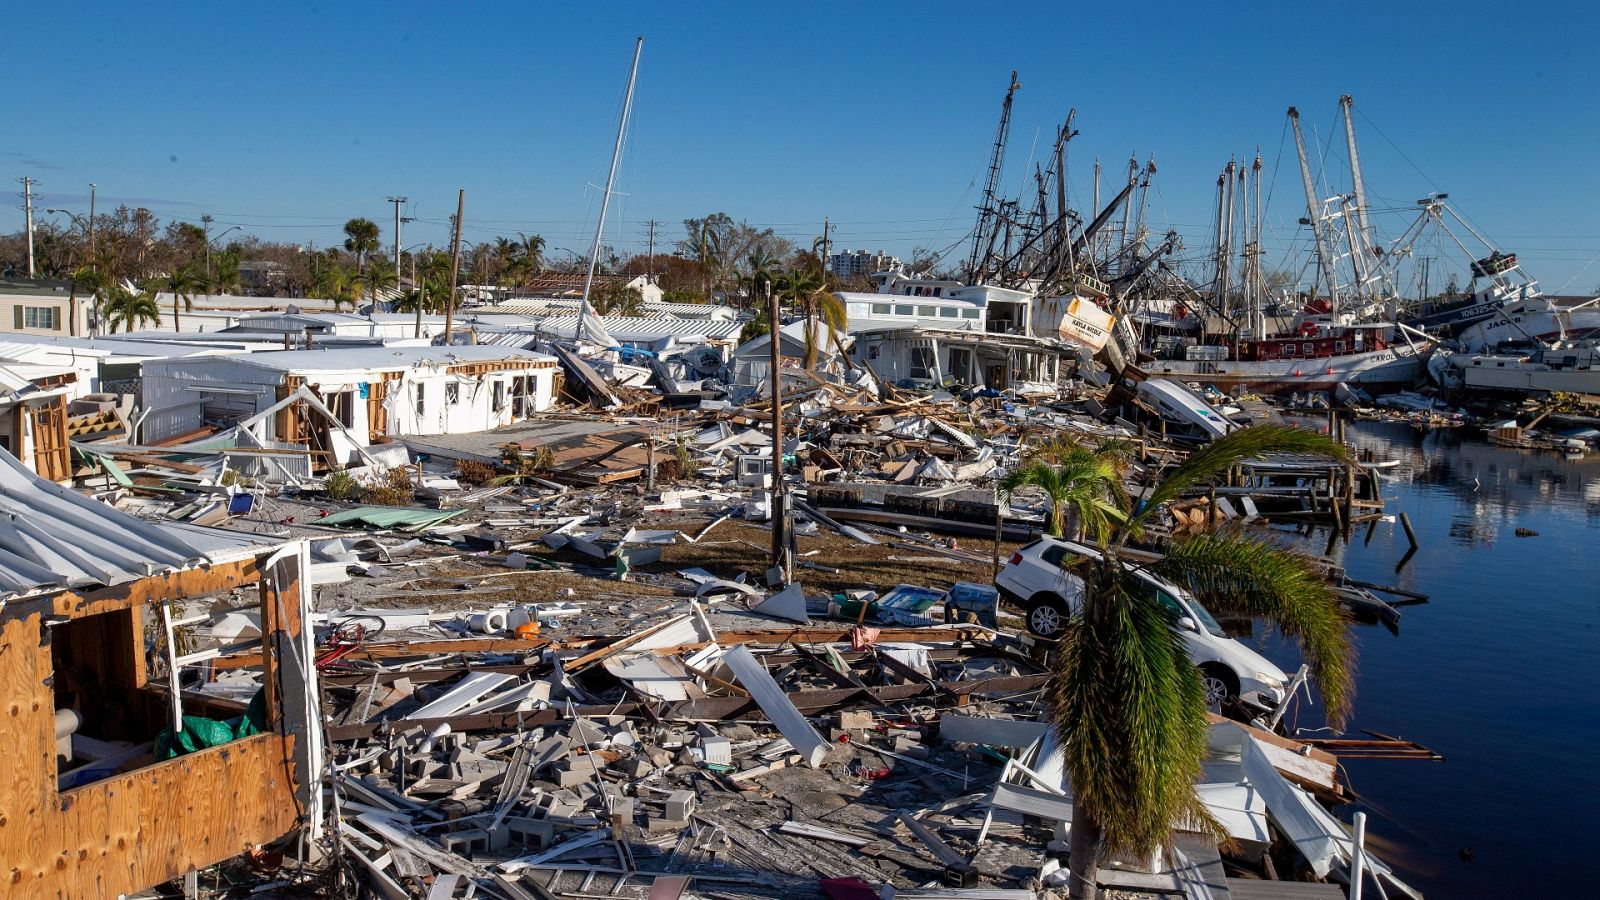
[909,346,936,380]
[492,380,506,411]
[48,598,260,791]
[446,382,460,405]
[415,383,427,418]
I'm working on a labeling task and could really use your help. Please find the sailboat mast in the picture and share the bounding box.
[580,36,644,331]
[1289,106,1341,313]
[1251,152,1264,339]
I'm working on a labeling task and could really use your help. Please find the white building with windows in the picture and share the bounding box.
[0,285,91,338]
[828,249,902,278]
[137,345,558,461]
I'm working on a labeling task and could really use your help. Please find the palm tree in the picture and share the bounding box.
[101,285,162,333]
[394,285,433,338]
[746,249,780,306]
[343,217,381,274]
[359,264,398,309]
[1031,424,1354,899]
[695,220,722,300]
[1000,445,1128,541]
[67,265,108,338]
[775,266,846,369]
[208,249,242,295]
[158,263,205,332]
[592,284,644,317]
[316,266,363,311]
[516,232,545,276]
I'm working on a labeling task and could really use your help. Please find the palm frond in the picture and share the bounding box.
[1128,424,1350,533]
[1151,530,1355,725]
[1000,456,1126,541]
[1053,567,1212,854]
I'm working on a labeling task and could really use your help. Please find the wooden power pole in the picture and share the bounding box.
[444,189,464,345]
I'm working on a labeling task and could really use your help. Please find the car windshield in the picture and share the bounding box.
[1149,584,1227,637]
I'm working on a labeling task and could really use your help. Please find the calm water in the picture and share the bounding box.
[1255,419,1600,898]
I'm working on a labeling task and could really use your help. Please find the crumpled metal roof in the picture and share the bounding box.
[0,448,282,602]
[501,315,746,342]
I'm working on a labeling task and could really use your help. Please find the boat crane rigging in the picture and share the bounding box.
[967,70,1022,284]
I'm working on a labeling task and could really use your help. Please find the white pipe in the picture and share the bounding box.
[1348,811,1367,900]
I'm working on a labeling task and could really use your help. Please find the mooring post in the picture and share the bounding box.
[1399,511,1419,551]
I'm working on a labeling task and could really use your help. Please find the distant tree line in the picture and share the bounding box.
[0,207,866,330]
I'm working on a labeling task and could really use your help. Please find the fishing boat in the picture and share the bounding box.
[1148,322,1433,395]
[1431,343,1600,396]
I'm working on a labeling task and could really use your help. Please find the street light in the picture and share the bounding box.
[205,226,242,278]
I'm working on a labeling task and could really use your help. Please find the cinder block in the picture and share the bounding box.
[837,711,874,731]
[647,817,689,834]
[505,816,556,848]
[665,790,696,821]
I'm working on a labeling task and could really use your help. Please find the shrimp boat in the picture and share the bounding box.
[1147,320,1432,395]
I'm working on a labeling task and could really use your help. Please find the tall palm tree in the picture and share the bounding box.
[101,285,162,333]
[158,263,205,332]
[695,220,722,300]
[343,217,381,274]
[516,232,545,276]
[1000,446,1128,541]
[746,248,780,307]
[67,265,108,338]
[1032,424,1354,899]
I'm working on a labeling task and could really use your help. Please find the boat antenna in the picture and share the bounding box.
[579,36,644,340]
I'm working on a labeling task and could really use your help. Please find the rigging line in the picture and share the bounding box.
[1549,245,1600,293]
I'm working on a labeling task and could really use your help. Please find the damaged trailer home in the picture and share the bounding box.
[0,448,321,899]
[135,346,559,465]
[850,327,1069,394]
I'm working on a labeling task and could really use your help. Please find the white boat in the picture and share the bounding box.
[1149,328,1432,395]
[1437,345,1600,395]
[1455,288,1600,351]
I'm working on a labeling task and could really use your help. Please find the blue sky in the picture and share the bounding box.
[7,1,1599,291]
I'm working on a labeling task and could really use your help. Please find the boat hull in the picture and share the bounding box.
[1146,344,1430,395]
[1449,353,1600,395]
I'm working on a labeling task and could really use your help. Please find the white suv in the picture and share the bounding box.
[996,537,1289,710]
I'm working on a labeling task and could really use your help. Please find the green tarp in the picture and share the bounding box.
[153,689,269,760]
[315,505,466,531]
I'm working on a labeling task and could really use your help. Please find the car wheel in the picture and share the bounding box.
[1200,664,1239,708]
[1026,595,1070,639]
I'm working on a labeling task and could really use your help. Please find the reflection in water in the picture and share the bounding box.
[1269,418,1599,899]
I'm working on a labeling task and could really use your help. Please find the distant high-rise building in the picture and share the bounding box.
[828,249,901,279]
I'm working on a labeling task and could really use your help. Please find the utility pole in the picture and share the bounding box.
[87,183,97,272]
[387,196,407,282]
[644,219,661,283]
[20,177,36,278]
[767,279,789,582]
[444,190,464,347]
[819,217,831,274]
